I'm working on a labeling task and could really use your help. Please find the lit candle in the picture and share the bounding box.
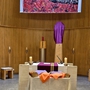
[26,47,28,50]
[29,56,32,64]
[9,46,11,50]
[64,57,67,64]
[73,48,74,51]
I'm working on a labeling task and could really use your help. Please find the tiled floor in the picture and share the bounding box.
[0,74,18,90]
[77,76,90,90]
[0,74,90,90]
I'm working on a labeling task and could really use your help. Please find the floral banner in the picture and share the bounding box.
[20,0,82,13]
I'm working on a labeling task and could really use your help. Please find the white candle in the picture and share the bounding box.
[9,46,11,50]
[29,56,32,63]
[26,47,28,50]
[73,48,74,51]
[64,57,67,64]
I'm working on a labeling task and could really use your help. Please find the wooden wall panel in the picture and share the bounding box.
[63,28,90,76]
[88,0,90,26]
[83,0,89,27]
[44,30,55,62]
[63,29,74,63]
[20,29,55,63]
[0,28,4,78]
[0,28,4,67]
[0,0,2,25]
[12,28,21,73]
[0,0,89,29]
[0,27,21,73]
[0,0,90,75]
[3,28,13,67]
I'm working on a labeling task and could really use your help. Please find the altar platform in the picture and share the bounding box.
[18,63,77,90]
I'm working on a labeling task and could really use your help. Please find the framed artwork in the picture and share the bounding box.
[20,0,82,13]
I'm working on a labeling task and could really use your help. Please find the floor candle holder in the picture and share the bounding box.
[25,47,28,61]
[8,46,11,66]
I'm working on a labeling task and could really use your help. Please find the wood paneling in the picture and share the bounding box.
[0,0,90,75]
[63,29,90,75]
[0,28,4,67]
[0,0,90,29]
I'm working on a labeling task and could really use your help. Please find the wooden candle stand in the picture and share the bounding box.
[54,44,63,63]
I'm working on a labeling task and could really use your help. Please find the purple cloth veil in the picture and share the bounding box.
[54,22,65,44]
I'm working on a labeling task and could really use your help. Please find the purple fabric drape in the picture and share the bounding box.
[38,62,58,72]
[54,22,65,44]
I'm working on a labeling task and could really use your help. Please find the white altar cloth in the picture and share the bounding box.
[28,76,70,90]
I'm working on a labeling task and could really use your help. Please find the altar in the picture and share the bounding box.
[18,63,77,90]
[28,76,70,90]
